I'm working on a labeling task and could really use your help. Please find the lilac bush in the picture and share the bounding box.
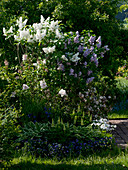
[1,15,112,123]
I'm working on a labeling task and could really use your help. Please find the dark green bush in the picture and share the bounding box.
[0,106,22,160]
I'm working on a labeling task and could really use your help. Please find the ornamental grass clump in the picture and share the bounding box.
[1,15,113,123]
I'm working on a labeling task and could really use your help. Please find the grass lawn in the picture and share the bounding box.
[1,147,128,169]
[108,110,128,119]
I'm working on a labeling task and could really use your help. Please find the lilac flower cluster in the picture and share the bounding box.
[79,87,112,118]
[17,137,113,158]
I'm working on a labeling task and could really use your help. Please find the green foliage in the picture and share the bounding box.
[116,77,128,102]
[17,120,106,144]
[0,106,22,160]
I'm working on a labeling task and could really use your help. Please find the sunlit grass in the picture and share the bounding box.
[108,110,128,119]
[1,147,128,169]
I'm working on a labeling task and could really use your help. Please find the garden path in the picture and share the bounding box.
[109,119,128,149]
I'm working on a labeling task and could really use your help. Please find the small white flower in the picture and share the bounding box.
[56,29,62,38]
[22,54,27,61]
[43,47,49,54]
[43,46,55,54]
[23,84,29,90]
[61,55,68,61]
[40,15,45,23]
[42,59,46,64]
[11,91,16,97]
[70,52,80,62]
[48,46,55,53]
[40,79,47,89]
[59,89,67,97]
[20,29,30,40]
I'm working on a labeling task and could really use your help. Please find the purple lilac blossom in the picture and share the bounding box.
[83,48,90,57]
[97,43,101,48]
[95,60,98,67]
[81,36,84,40]
[84,61,87,68]
[76,31,79,35]
[70,31,73,35]
[86,77,95,84]
[79,71,82,76]
[101,52,104,58]
[74,35,79,43]
[87,70,93,76]
[78,45,84,53]
[89,36,96,45]
[57,63,65,71]
[104,45,109,51]
[69,68,74,75]
[68,38,71,45]
[91,56,94,62]
[74,73,77,78]
[93,53,97,58]
[90,46,94,52]
[66,62,71,65]
[64,43,67,49]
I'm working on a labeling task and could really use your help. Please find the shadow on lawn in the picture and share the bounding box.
[1,161,127,170]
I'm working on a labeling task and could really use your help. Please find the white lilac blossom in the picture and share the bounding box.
[3,26,13,35]
[61,55,68,61]
[79,92,84,98]
[42,59,46,64]
[20,29,30,40]
[96,36,101,48]
[70,52,80,62]
[59,89,67,97]
[16,17,28,30]
[43,46,55,54]
[56,29,62,38]
[49,20,59,31]
[33,63,40,69]
[40,15,45,23]
[33,23,42,31]
[40,79,47,89]
[22,54,27,61]
[23,84,29,90]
